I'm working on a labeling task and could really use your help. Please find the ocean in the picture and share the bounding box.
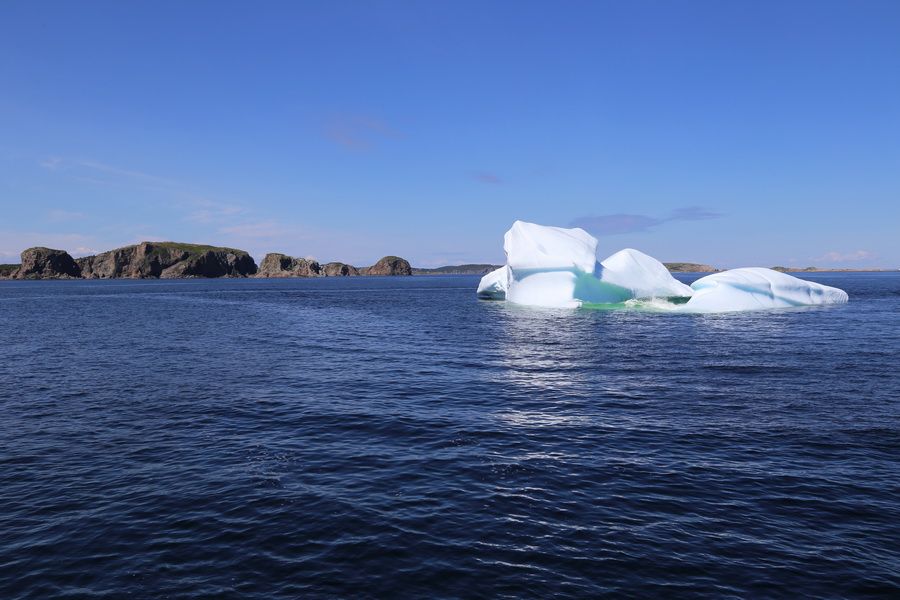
[1,273,898,598]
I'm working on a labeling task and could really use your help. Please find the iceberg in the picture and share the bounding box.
[478,221,849,312]
[501,221,600,308]
[598,248,694,301]
[504,220,599,273]
[482,220,693,308]
[476,265,509,300]
[684,267,849,312]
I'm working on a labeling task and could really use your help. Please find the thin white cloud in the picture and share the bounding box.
[219,220,295,239]
[56,158,179,187]
[40,156,63,170]
[571,206,724,235]
[324,115,403,150]
[184,198,245,224]
[815,250,876,263]
[47,209,86,222]
[38,155,251,227]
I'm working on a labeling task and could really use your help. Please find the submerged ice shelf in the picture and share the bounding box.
[477,221,849,313]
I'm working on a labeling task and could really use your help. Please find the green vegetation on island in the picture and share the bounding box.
[663,262,719,273]
[413,264,503,275]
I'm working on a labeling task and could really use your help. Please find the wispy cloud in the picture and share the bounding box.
[667,206,721,221]
[184,198,245,224]
[39,156,249,226]
[324,115,402,150]
[40,156,64,170]
[47,209,86,222]
[473,171,502,184]
[40,157,178,187]
[814,250,876,263]
[219,220,294,239]
[570,205,723,235]
[73,159,178,186]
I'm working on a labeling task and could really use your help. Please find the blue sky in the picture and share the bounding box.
[1,0,898,268]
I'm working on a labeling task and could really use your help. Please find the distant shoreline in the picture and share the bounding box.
[0,244,894,280]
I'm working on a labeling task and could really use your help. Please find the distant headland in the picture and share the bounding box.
[0,243,889,280]
[0,243,414,280]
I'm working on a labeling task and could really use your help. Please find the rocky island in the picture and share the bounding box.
[0,243,415,280]
[663,262,719,273]
[77,242,257,278]
[7,247,83,280]
[255,252,411,277]
[413,264,503,275]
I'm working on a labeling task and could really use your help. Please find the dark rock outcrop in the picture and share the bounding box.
[13,247,81,279]
[322,262,360,277]
[256,253,322,278]
[0,244,420,281]
[77,242,257,279]
[664,262,718,273]
[0,264,19,279]
[254,253,412,277]
[362,256,412,276]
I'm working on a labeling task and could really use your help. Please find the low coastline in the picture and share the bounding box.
[0,243,892,280]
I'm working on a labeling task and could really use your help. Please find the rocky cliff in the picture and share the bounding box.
[362,256,413,276]
[76,242,257,278]
[321,262,360,277]
[253,253,411,277]
[0,264,20,279]
[7,247,81,279]
[0,244,419,280]
[257,253,322,277]
[664,262,719,273]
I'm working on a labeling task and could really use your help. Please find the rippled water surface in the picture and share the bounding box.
[1,273,899,598]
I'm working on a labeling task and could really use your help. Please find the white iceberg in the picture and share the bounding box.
[684,267,849,312]
[482,220,693,308]
[476,265,509,300]
[501,221,599,308]
[478,221,849,312]
[504,220,599,273]
[598,248,694,301]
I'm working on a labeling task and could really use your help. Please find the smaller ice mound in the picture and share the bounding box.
[476,266,509,300]
[685,268,849,312]
[567,248,694,305]
[599,248,694,300]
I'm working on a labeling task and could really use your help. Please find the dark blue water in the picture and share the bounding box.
[1,273,898,598]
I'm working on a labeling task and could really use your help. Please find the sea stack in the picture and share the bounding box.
[12,247,81,279]
[362,256,413,276]
[257,253,322,277]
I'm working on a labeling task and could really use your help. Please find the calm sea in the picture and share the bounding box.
[1,273,898,598]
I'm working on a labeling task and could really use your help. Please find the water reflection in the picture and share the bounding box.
[491,304,596,394]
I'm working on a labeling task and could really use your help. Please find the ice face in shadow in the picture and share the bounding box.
[684,268,849,312]
[477,221,850,312]
[476,266,509,300]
